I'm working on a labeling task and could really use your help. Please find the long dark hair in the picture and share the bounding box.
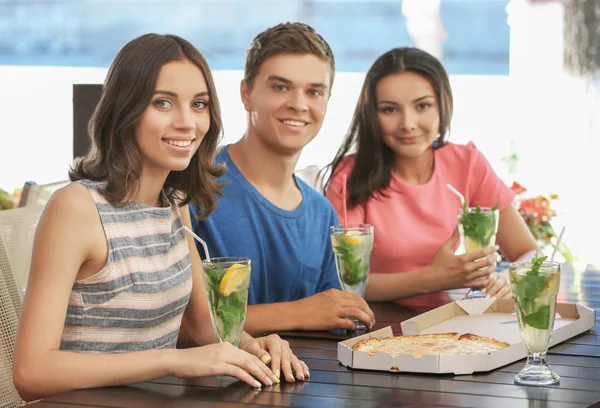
[69,33,224,218]
[323,47,453,207]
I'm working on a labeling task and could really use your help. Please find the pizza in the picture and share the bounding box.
[352,333,510,359]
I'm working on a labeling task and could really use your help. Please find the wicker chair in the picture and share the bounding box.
[0,205,44,407]
[18,181,68,209]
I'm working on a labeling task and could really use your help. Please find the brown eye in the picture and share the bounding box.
[154,99,172,109]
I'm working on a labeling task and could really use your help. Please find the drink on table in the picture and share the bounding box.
[509,257,561,386]
[330,224,374,331]
[201,257,251,347]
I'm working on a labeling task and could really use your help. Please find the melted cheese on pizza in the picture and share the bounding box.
[352,333,509,358]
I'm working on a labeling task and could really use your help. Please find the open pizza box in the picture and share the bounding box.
[338,298,596,375]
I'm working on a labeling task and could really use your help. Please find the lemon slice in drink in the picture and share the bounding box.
[340,230,361,245]
[219,264,249,296]
[465,237,484,252]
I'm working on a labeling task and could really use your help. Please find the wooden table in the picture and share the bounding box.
[31,265,600,408]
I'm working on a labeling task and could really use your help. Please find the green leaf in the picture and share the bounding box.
[204,268,223,291]
[512,256,554,331]
[215,291,247,340]
[459,204,499,247]
[333,237,369,287]
[523,305,551,330]
[528,255,548,276]
[520,274,548,301]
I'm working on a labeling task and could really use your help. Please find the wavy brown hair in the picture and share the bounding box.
[69,33,224,218]
[323,47,453,207]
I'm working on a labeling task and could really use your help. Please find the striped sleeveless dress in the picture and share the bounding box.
[60,180,193,353]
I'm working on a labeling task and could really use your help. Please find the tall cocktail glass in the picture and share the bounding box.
[458,206,499,299]
[201,257,251,347]
[509,260,561,386]
[330,224,374,331]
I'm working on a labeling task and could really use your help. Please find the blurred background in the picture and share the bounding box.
[0,0,598,268]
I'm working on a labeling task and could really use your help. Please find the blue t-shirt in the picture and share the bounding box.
[191,147,341,305]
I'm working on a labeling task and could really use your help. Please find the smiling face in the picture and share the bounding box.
[241,53,332,156]
[134,58,210,176]
[376,71,440,161]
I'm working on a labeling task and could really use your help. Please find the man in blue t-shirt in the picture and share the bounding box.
[191,22,374,336]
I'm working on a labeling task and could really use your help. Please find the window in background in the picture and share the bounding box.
[0,0,510,75]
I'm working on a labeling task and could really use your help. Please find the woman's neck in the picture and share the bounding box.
[394,149,435,185]
[135,165,170,207]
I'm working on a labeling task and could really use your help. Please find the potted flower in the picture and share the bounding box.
[510,181,575,263]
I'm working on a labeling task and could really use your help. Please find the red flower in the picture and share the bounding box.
[510,181,527,195]
[511,182,559,244]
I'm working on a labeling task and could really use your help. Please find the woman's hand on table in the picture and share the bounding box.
[483,271,513,298]
[173,342,276,388]
[239,333,309,383]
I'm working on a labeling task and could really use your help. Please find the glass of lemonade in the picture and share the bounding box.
[458,205,499,299]
[201,257,251,347]
[330,224,374,331]
[509,259,561,386]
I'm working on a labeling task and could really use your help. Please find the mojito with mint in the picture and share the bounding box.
[202,257,251,347]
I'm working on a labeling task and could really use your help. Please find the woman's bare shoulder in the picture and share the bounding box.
[42,182,98,224]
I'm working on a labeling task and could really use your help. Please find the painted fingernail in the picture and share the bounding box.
[261,355,272,365]
[266,377,273,386]
[289,373,295,382]
[254,380,262,388]
[273,375,280,384]
[305,370,310,379]
[298,372,305,381]
[275,369,280,379]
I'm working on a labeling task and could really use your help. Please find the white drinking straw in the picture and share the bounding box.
[550,226,566,264]
[183,226,211,260]
[446,183,466,206]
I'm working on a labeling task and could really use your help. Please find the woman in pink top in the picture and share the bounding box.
[325,47,538,307]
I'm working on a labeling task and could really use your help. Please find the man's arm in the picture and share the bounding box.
[244,301,306,336]
[244,289,375,336]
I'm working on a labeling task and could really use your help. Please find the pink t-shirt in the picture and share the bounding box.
[326,142,515,307]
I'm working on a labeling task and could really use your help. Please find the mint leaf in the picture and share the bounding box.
[511,256,554,331]
[204,266,248,342]
[204,268,223,291]
[528,255,548,276]
[513,255,549,302]
[523,305,551,330]
[460,205,499,247]
[520,274,549,302]
[334,238,369,286]
[215,292,247,340]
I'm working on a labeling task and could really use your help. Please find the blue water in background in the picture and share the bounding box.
[0,0,510,74]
